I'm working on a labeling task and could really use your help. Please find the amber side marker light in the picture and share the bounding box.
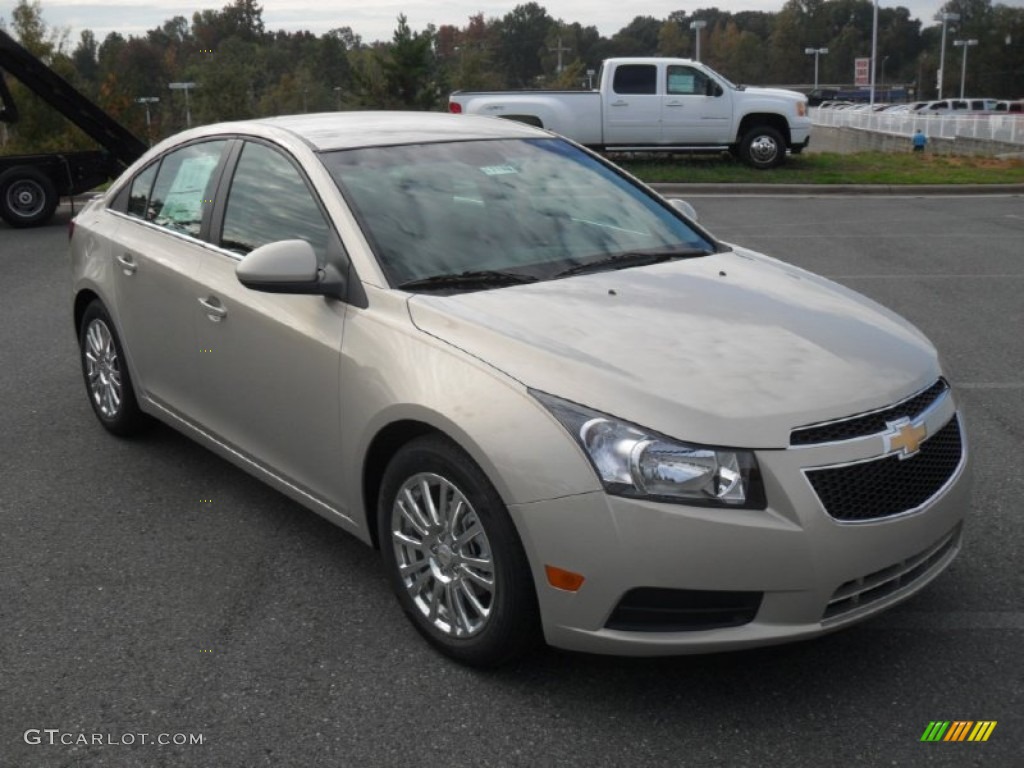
[545,565,585,592]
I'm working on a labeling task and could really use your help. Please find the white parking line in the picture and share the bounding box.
[952,383,1024,390]
[871,611,1024,630]
[827,274,1024,279]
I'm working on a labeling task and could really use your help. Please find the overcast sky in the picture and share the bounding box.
[3,0,1023,46]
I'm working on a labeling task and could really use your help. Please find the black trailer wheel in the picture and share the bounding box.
[0,166,59,227]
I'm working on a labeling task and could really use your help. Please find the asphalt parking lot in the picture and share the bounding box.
[2,194,1021,767]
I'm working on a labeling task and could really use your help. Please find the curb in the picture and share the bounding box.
[651,183,1024,196]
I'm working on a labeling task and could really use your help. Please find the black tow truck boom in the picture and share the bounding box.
[0,28,147,227]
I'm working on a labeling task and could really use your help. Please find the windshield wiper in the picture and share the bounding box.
[398,269,539,292]
[554,248,709,278]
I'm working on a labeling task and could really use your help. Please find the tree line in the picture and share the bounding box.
[1,0,1022,154]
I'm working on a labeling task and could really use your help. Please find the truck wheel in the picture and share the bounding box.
[739,126,786,170]
[0,166,59,227]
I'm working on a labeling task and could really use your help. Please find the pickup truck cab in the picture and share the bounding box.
[449,58,811,168]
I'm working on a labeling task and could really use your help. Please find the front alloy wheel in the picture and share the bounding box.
[391,473,496,638]
[379,435,540,666]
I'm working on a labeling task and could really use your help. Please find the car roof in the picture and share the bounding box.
[196,111,549,152]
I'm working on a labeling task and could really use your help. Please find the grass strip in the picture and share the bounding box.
[617,151,1024,185]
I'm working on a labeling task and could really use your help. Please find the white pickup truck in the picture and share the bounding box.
[448,57,811,169]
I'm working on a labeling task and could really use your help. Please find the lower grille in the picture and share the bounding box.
[824,525,962,621]
[606,587,762,632]
[806,416,963,522]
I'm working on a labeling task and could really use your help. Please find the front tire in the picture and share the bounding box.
[78,301,150,436]
[0,166,59,227]
[378,435,540,666]
[739,126,786,169]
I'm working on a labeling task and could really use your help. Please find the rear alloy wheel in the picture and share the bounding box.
[739,126,786,169]
[79,301,150,436]
[379,435,539,666]
[0,167,58,227]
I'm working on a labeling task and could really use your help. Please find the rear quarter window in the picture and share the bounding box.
[146,141,227,238]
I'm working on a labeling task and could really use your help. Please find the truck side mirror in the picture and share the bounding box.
[706,80,723,98]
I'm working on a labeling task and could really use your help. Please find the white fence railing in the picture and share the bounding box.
[811,108,1024,146]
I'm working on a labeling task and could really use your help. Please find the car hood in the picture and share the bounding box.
[407,248,940,448]
[742,86,806,103]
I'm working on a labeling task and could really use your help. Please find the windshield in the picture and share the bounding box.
[700,63,739,90]
[322,138,717,289]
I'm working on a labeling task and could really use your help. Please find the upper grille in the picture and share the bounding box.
[791,379,949,446]
[805,415,963,522]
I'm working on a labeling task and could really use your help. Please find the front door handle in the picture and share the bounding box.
[198,296,227,322]
[116,253,137,275]
[610,100,629,107]
[665,101,684,107]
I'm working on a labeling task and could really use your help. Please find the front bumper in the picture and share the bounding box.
[509,408,971,656]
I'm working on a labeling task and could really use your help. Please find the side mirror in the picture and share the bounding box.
[236,239,323,294]
[669,198,698,222]
[706,79,723,97]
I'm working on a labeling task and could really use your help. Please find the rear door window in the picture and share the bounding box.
[613,65,657,95]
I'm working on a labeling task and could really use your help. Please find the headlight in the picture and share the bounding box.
[532,390,766,509]
[797,101,807,117]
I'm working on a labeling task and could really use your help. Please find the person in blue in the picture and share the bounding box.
[912,129,927,152]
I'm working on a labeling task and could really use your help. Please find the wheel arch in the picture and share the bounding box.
[736,113,791,146]
[499,114,544,129]
[362,419,457,549]
[73,288,102,336]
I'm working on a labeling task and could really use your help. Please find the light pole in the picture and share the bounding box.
[549,36,571,74]
[135,96,159,144]
[168,82,196,129]
[869,0,879,106]
[690,20,707,62]
[804,47,828,90]
[935,11,960,99]
[586,68,595,90]
[953,39,978,99]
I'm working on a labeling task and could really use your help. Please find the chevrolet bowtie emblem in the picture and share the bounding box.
[884,418,928,459]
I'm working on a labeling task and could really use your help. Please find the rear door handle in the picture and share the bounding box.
[116,253,137,275]
[611,100,629,107]
[198,296,227,322]
[665,101,684,107]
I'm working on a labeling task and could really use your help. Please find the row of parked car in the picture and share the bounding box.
[817,98,1023,115]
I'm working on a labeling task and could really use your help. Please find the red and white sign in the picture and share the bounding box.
[854,57,871,87]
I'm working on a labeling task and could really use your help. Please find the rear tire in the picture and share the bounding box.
[78,301,151,436]
[378,435,540,666]
[739,126,786,169]
[0,166,59,227]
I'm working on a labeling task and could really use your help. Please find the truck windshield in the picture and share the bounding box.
[322,138,717,289]
[701,63,739,90]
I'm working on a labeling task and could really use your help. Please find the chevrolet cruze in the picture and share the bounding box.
[71,112,971,666]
